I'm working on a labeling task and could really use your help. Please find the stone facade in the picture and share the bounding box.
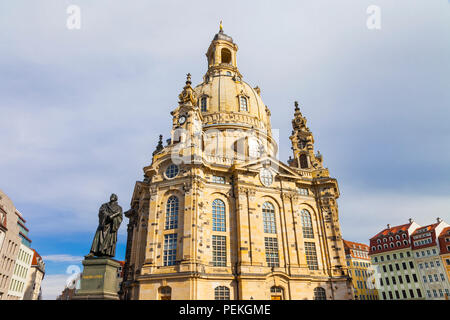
[121,26,353,300]
[0,190,22,300]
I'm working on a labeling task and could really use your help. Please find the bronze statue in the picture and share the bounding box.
[86,194,123,258]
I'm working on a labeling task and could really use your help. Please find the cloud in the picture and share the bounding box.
[42,254,84,263]
[339,190,450,244]
[41,274,71,300]
[0,0,449,246]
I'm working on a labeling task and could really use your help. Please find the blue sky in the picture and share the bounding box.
[0,1,449,299]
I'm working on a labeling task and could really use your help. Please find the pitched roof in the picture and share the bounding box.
[411,222,440,236]
[370,222,412,240]
[343,239,369,251]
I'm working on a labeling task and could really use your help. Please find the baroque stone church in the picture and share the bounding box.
[120,25,353,300]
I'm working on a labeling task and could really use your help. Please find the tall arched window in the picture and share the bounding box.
[262,202,276,234]
[221,48,232,64]
[300,154,308,168]
[200,96,207,112]
[314,287,326,300]
[214,286,230,300]
[239,96,248,112]
[212,199,226,232]
[301,209,314,238]
[165,196,179,230]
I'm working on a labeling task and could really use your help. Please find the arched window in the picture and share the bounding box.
[403,240,408,245]
[372,246,376,251]
[300,154,308,169]
[159,286,171,300]
[200,96,207,112]
[402,234,407,239]
[389,237,393,241]
[314,287,327,300]
[214,286,230,300]
[383,238,387,243]
[239,96,248,112]
[212,199,226,232]
[221,48,232,64]
[377,239,381,244]
[384,244,388,249]
[301,209,314,238]
[262,202,276,234]
[390,243,395,248]
[395,235,400,240]
[378,245,382,250]
[270,286,284,300]
[165,196,179,230]
[396,241,401,247]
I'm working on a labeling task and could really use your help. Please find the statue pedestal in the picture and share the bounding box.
[73,258,120,300]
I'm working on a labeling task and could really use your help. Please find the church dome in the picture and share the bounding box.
[194,76,270,132]
[193,27,272,135]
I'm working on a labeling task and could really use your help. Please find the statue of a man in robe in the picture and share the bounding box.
[86,194,123,258]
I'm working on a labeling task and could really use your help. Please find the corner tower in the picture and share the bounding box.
[121,26,353,301]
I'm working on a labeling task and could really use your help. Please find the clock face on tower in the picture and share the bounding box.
[178,115,186,125]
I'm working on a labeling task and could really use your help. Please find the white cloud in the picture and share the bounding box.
[41,274,71,300]
[42,254,84,263]
[339,191,450,244]
[0,0,448,245]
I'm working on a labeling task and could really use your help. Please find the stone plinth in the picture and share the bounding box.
[73,258,120,300]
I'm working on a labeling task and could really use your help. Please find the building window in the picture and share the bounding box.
[299,154,308,169]
[239,96,248,112]
[221,48,232,64]
[163,233,177,266]
[159,286,172,300]
[270,286,284,300]
[211,175,225,184]
[212,235,227,267]
[301,209,314,239]
[313,287,326,300]
[212,199,226,232]
[260,168,273,187]
[201,96,207,112]
[165,196,179,230]
[264,237,279,267]
[304,242,319,270]
[214,286,230,300]
[165,164,179,179]
[263,202,277,234]
[417,289,422,298]
[297,187,309,196]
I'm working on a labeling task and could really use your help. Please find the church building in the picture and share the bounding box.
[121,25,353,300]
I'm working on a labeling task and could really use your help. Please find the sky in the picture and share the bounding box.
[0,0,449,299]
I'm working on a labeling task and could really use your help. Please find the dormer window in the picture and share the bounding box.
[239,96,248,112]
[201,96,208,112]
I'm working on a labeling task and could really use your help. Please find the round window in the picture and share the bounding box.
[260,168,273,187]
[165,164,179,179]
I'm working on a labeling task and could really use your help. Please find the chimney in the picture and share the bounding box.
[387,224,391,229]
[437,217,442,223]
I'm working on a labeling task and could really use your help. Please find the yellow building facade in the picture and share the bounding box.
[120,27,353,300]
[343,240,378,300]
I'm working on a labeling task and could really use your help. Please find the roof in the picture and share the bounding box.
[343,239,369,251]
[438,226,450,254]
[31,249,43,265]
[370,222,412,240]
[411,222,440,236]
